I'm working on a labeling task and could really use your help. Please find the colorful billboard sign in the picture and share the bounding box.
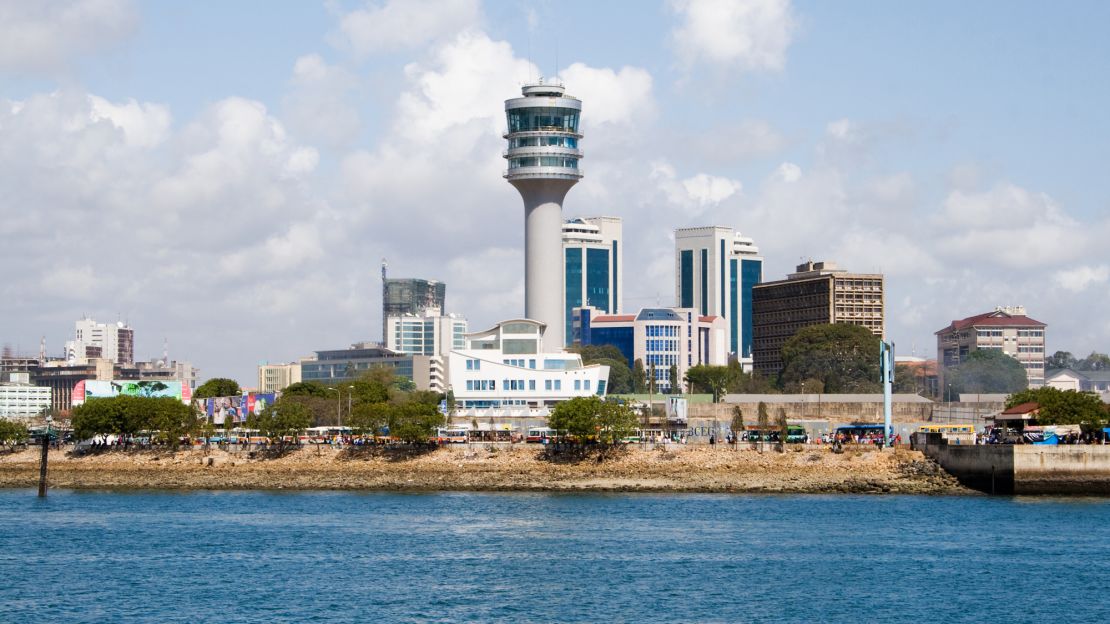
[73,380,187,407]
[199,393,276,425]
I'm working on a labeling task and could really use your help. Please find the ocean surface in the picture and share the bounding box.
[1,490,1108,623]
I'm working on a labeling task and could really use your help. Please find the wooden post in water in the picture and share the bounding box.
[38,432,49,497]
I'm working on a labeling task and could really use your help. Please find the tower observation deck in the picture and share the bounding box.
[504,80,583,349]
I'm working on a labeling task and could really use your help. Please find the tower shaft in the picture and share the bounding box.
[515,179,574,348]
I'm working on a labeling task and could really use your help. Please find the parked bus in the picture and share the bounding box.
[835,424,890,443]
[918,424,975,445]
[434,427,470,444]
[743,425,807,443]
[525,427,556,443]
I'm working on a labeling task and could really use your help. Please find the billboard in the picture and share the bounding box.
[73,380,187,407]
[199,393,276,425]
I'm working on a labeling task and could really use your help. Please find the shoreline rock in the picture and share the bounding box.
[0,445,972,495]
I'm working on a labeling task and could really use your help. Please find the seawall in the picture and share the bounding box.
[913,434,1110,495]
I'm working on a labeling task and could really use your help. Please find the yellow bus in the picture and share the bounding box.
[918,424,976,445]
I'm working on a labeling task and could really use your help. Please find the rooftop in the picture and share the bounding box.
[936,308,1046,334]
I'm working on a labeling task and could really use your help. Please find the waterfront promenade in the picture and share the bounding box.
[0,444,965,494]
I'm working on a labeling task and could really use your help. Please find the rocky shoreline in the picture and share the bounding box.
[0,444,971,495]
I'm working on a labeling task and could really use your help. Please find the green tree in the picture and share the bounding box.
[1079,352,1110,371]
[893,364,921,394]
[1045,351,1078,371]
[725,361,779,394]
[568,344,629,366]
[684,365,731,402]
[548,396,601,441]
[388,400,444,443]
[282,381,330,398]
[668,364,681,394]
[632,359,648,393]
[596,400,639,444]
[149,397,198,450]
[756,401,770,452]
[348,402,390,437]
[947,349,1028,395]
[779,323,881,393]
[729,406,744,447]
[592,358,634,394]
[194,378,241,399]
[1005,387,1108,427]
[248,399,312,449]
[0,418,29,449]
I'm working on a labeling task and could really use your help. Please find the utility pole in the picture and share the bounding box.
[38,415,53,497]
[880,341,894,449]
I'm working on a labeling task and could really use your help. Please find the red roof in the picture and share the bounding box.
[935,310,1046,334]
[1001,402,1039,415]
[591,314,635,323]
[699,315,719,322]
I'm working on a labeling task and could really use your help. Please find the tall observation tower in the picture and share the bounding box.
[504,80,583,349]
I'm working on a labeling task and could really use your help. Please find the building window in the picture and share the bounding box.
[529,380,536,391]
[545,380,552,391]
[700,249,709,315]
[680,250,694,308]
[555,380,562,391]
[574,380,581,391]
[584,380,591,391]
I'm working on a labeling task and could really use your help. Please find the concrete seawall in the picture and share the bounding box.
[914,434,1110,494]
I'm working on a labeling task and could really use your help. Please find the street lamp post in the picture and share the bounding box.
[947,384,953,423]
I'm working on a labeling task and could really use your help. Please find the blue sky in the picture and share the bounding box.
[1,0,1108,384]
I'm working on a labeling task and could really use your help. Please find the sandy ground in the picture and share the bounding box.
[0,443,971,494]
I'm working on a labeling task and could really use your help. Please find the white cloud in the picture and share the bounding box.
[88,95,171,148]
[282,54,362,147]
[559,63,656,128]
[334,0,481,56]
[1054,265,1110,293]
[0,0,137,73]
[776,162,801,183]
[682,173,741,206]
[40,265,100,299]
[670,0,796,71]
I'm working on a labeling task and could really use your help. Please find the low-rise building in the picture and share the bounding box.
[936,306,1046,388]
[1045,369,1110,394]
[446,319,609,421]
[572,307,728,393]
[257,362,302,393]
[301,344,414,385]
[0,383,52,420]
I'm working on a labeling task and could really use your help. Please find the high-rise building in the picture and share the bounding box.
[383,278,446,321]
[751,261,885,379]
[936,306,1046,389]
[674,226,763,364]
[64,318,134,365]
[385,309,468,358]
[562,217,622,346]
[574,307,728,393]
[504,80,583,349]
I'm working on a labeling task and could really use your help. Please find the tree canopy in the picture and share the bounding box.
[1046,351,1110,372]
[282,381,330,397]
[71,396,198,448]
[386,395,445,443]
[1005,387,1108,427]
[947,349,1027,395]
[248,398,313,447]
[547,396,638,444]
[0,419,28,447]
[779,324,881,393]
[684,365,731,401]
[193,378,241,399]
[569,345,634,394]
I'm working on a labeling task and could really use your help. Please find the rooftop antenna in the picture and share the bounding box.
[381,258,389,345]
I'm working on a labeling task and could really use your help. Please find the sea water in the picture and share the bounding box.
[1,490,1107,623]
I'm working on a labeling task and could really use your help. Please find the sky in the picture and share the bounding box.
[1,0,1109,386]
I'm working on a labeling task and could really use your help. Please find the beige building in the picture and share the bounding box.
[257,362,302,393]
[936,306,1046,388]
[751,261,885,379]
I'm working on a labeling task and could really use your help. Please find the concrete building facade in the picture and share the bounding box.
[0,383,52,420]
[562,216,622,346]
[385,310,468,358]
[257,362,302,394]
[300,344,414,385]
[65,318,134,365]
[573,307,728,393]
[674,226,763,365]
[504,80,583,350]
[936,306,1046,388]
[751,261,885,379]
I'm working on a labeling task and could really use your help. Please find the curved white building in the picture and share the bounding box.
[504,80,583,349]
[447,319,609,423]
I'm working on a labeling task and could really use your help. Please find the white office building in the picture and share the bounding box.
[675,226,763,366]
[385,309,468,358]
[257,362,302,393]
[562,216,622,347]
[64,317,135,365]
[446,319,609,424]
[0,383,52,420]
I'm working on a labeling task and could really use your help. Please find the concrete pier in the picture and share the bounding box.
[913,433,1110,494]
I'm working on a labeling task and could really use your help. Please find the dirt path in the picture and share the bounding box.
[0,444,971,494]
